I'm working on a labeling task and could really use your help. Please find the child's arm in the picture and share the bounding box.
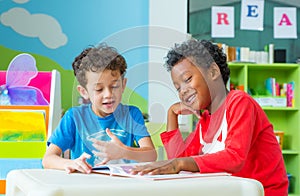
[162,102,202,158]
[91,128,157,164]
[42,144,92,174]
[167,103,180,131]
[121,136,157,162]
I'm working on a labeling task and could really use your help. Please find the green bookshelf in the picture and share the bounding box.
[229,63,300,195]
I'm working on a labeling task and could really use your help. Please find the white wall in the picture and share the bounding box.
[148,0,190,131]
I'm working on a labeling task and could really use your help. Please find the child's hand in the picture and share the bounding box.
[91,128,126,165]
[170,102,200,118]
[130,157,198,175]
[64,152,92,174]
[130,159,179,175]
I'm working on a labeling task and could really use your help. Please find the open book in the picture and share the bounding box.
[92,163,231,181]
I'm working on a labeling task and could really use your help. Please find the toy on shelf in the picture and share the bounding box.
[0,53,49,106]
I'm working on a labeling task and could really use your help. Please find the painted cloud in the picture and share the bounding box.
[13,0,29,4]
[0,7,67,49]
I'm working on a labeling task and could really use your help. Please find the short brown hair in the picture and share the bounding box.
[72,43,127,87]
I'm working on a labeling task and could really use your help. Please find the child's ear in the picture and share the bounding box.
[122,78,127,92]
[77,85,89,100]
[210,62,221,80]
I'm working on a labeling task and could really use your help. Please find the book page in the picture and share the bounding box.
[92,163,231,180]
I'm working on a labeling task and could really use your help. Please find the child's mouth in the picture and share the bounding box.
[185,94,196,105]
[103,101,115,108]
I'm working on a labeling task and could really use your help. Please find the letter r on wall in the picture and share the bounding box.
[217,13,229,25]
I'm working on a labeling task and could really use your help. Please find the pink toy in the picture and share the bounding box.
[0,53,49,105]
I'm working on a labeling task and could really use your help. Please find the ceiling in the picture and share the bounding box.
[189,0,300,13]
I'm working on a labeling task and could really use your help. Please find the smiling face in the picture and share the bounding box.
[171,58,211,110]
[78,69,126,117]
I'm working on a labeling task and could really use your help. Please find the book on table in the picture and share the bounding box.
[92,163,231,180]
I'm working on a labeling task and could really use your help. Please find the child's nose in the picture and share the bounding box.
[180,84,189,95]
[103,87,113,97]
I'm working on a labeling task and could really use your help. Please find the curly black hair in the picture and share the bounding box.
[72,43,127,87]
[164,39,230,85]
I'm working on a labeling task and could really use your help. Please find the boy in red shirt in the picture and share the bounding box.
[131,39,288,196]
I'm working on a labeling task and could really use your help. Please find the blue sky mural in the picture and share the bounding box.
[0,0,149,100]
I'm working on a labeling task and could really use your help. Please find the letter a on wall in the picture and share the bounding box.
[240,0,264,31]
[211,6,234,38]
[274,7,297,39]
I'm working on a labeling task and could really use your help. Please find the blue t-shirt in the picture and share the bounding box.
[48,103,149,166]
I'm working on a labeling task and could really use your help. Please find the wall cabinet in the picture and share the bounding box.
[229,63,300,195]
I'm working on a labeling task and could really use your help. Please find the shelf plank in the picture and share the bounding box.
[262,107,298,111]
[229,63,299,68]
[282,150,299,155]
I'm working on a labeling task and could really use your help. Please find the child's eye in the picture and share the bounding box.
[174,84,180,92]
[95,88,103,92]
[185,76,192,83]
[112,85,120,89]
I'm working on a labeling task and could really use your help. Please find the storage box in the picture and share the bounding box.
[253,96,287,107]
[274,131,284,150]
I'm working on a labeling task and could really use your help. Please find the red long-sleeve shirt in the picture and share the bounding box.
[161,90,288,196]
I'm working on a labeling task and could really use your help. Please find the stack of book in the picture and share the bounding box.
[253,77,294,107]
[217,43,273,64]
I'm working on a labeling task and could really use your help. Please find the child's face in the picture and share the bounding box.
[82,69,126,117]
[171,58,211,110]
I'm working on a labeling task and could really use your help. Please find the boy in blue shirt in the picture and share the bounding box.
[42,44,157,173]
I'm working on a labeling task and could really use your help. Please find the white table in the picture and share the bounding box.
[6,169,264,196]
